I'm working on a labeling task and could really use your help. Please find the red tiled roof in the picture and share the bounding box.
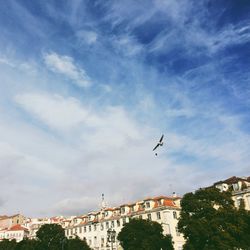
[9,225,28,232]
[104,208,115,211]
[163,200,176,207]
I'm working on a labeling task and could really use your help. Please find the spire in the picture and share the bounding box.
[101,193,107,210]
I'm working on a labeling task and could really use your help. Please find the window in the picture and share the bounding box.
[121,207,125,214]
[247,196,250,208]
[173,211,177,219]
[139,215,142,219]
[94,224,97,231]
[79,227,82,233]
[176,226,180,236]
[156,212,161,220]
[236,197,243,207]
[123,217,127,224]
[89,225,91,232]
[101,238,105,247]
[100,223,104,231]
[131,206,135,212]
[111,221,115,228]
[117,220,120,227]
[147,214,152,220]
[106,221,109,229]
[84,226,86,233]
[146,202,150,208]
[233,183,239,191]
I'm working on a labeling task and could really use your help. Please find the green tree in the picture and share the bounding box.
[117,218,174,250]
[36,224,65,250]
[0,239,16,250]
[65,236,91,250]
[161,235,174,250]
[237,200,250,249]
[15,239,38,250]
[178,187,250,250]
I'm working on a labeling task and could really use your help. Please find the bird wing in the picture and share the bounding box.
[153,143,160,151]
[159,134,164,143]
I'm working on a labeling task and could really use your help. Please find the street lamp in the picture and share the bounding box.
[107,228,116,250]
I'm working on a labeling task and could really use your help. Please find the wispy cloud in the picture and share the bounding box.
[76,30,98,45]
[0,0,249,216]
[43,52,91,88]
[15,93,90,131]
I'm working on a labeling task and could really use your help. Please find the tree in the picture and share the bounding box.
[161,235,174,250]
[15,239,38,250]
[65,236,91,250]
[36,224,65,250]
[0,239,16,250]
[117,218,174,250]
[178,187,250,250]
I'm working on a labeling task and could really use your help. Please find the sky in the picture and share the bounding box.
[0,0,250,217]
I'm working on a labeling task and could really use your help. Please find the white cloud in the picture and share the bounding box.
[112,34,144,56]
[0,0,249,217]
[43,52,91,87]
[0,57,15,67]
[53,196,100,215]
[76,30,98,45]
[15,93,90,131]
[14,92,142,147]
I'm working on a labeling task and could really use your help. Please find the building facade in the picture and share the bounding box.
[65,195,185,250]
[0,225,29,242]
[214,176,250,210]
[24,216,66,239]
[0,214,25,230]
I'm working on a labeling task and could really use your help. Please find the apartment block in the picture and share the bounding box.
[65,195,185,250]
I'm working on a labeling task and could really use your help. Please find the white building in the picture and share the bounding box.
[65,195,185,250]
[0,224,29,242]
[214,176,250,210]
[25,216,66,239]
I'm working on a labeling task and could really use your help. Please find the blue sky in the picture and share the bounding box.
[0,0,249,217]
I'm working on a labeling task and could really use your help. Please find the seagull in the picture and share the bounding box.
[153,134,164,155]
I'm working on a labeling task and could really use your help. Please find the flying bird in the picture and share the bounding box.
[153,134,164,155]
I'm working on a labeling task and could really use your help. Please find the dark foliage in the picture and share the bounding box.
[0,239,17,250]
[0,224,91,250]
[117,218,174,250]
[178,187,250,250]
[15,239,38,250]
[65,236,91,250]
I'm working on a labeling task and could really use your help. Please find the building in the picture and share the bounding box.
[0,214,25,230]
[214,176,250,210]
[65,195,185,250]
[24,216,66,239]
[0,224,29,242]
